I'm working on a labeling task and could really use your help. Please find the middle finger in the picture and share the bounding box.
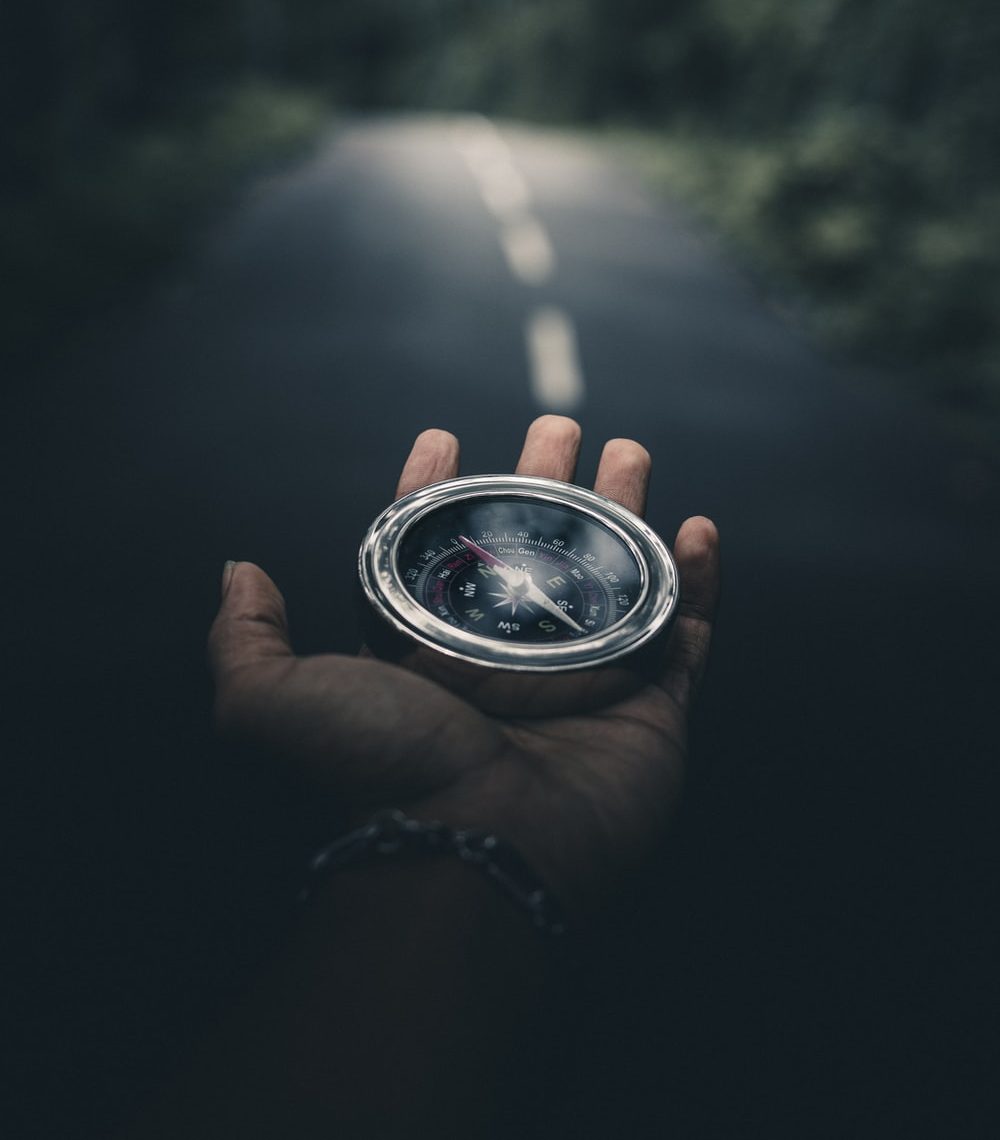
[514,415,582,482]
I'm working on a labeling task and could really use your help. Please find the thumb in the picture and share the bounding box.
[208,561,293,690]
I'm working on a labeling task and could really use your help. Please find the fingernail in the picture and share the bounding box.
[221,560,237,598]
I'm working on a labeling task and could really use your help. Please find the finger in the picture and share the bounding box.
[207,561,293,689]
[674,516,721,626]
[395,429,460,499]
[217,653,504,801]
[514,415,581,482]
[658,516,721,709]
[593,438,651,516]
[207,562,503,802]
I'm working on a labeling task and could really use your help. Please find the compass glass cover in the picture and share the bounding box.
[395,496,643,644]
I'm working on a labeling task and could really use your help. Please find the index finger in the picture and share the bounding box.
[395,429,461,500]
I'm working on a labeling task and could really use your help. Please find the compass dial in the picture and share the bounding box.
[396,497,640,644]
[358,475,679,673]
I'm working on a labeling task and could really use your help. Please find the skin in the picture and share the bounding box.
[209,415,720,918]
[124,417,720,1139]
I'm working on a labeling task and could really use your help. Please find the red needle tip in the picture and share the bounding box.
[458,534,504,569]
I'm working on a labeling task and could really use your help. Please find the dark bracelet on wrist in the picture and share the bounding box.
[300,809,567,936]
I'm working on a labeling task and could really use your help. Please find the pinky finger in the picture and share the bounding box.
[658,516,721,710]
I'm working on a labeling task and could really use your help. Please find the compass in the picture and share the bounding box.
[358,475,679,673]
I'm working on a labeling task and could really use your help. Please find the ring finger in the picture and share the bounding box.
[592,437,651,517]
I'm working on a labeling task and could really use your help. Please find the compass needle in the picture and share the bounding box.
[522,575,586,634]
[360,476,678,672]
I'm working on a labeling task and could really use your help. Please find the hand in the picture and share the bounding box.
[208,416,720,918]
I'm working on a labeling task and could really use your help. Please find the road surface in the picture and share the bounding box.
[7,114,997,1138]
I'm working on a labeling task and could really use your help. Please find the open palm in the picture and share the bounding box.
[208,417,719,916]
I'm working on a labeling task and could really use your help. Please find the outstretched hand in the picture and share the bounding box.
[208,417,719,917]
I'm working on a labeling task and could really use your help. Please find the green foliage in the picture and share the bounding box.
[618,108,1000,409]
[1,82,326,349]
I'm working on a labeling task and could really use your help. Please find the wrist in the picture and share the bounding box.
[300,852,556,999]
[124,850,555,1139]
[304,809,568,935]
[301,856,556,1133]
[399,790,607,923]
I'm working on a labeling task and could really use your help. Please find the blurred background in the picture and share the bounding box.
[6,0,1000,408]
[4,3,998,1137]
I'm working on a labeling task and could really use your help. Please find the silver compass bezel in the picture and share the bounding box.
[358,474,679,673]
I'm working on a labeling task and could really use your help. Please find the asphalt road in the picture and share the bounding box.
[7,114,998,1138]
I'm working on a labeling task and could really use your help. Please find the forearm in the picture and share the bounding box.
[126,858,553,1139]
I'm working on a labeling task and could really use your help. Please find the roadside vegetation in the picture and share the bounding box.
[2,81,326,353]
[615,114,1000,419]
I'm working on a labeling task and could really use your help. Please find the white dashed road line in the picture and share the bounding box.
[525,306,584,413]
[476,162,531,219]
[499,216,555,285]
[452,115,584,411]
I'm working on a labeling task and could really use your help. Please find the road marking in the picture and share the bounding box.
[459,135,514,178]
[501,216,555,285]
[452,115,555,284]
[476,162,530,220]
[451,117,515,190]
[453,115,582,408]
[450,114,506,156]
[526,307,585,412]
